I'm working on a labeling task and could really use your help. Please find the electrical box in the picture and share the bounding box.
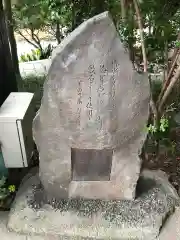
[0,92,35,168]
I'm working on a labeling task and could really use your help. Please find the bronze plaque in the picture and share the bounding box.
[71,148,112,181]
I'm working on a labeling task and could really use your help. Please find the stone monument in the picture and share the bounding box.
[33,11,150,201]
[2,11,179,240]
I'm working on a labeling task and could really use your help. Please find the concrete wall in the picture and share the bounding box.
[19,59,51,78]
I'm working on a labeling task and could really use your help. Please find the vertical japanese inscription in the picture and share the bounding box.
[99,64,108,94]
[110,60,118,109]
[77,78,83,126]
[86,64,95,120]
[96,64,108,130]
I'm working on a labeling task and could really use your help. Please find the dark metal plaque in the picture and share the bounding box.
[71,148,112,181]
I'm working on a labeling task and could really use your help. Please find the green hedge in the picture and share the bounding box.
[18,75,46,111]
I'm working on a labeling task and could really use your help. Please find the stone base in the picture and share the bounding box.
[6,170,180,240]
[0,212,26,240]
[0,211,69,239]
[158,206,180,240]
[0,211,57,240]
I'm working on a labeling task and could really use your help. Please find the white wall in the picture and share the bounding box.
[19,59,51,77]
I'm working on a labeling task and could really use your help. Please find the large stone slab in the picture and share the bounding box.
[33,11,150,200]
[0,210,60,240]
[0,215,63,240]
[0,211,26,240]
[7,170,179,240]
[158,207,180,240]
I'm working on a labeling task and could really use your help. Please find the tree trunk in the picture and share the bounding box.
[157,49,180,105]
[120,0,126,19]
[133,0,147,72]
[55,22,61,44]
[3,0,20,76]
[0,0,17,106]
[158,64,180,113]
[71,0,76,31]
[164,40,169,80]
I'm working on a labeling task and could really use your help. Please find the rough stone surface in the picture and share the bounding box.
[0,211,26,240]
[158,207,180,240]
[33,11,150,200]
[7,170,179,240]
[0,211,63,240]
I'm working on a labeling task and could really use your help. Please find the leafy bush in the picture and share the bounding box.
[147,116,170,135]
[0,176,16,201]
[18,75,46,111]
[19,44,54,63]
[41,44,54,59]
[19,49,41,62]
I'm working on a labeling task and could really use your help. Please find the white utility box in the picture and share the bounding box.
[0,92,35,168]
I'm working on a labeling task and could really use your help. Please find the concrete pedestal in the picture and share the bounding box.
[4,170,179,240]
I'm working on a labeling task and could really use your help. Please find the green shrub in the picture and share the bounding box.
[18,75,46,111]
[19,49,41,62]
[19,44,54,63]
[0,176,16,201]
[40,44,54,59]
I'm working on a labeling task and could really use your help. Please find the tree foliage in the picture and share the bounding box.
[12,0,121,47]
[11,0,180,111]
[12,0,72,47]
